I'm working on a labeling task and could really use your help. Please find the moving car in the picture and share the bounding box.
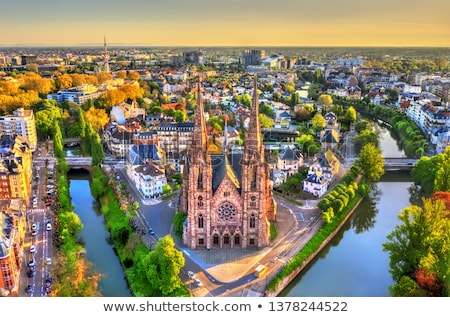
[148,228,155,235]
[30,245,36,253]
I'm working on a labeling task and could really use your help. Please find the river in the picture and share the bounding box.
[66,147,131,297]
[280,123,413,296]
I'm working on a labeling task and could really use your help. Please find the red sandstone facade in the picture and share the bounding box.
[180,76,276,249]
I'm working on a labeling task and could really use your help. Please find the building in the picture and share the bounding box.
[0,135,33,205]
[242,49,265,66]
[157,122,194,173]
[47,85,104,105]
[179,76,276,249]
[0,108,37,152]
[0,199,27,297]
[277,146,303,177]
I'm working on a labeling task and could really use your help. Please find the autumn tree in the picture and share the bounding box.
[84,107,109,132]
[356,143,385,183]
[54,74,73,90]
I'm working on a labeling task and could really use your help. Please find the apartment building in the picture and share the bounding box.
[0,198,27,297]
[0,108,37,152]
[0,135,33,205]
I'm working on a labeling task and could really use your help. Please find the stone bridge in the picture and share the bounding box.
[65,156,92,172]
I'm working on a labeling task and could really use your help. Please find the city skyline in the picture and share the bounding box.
[1,0,449,48]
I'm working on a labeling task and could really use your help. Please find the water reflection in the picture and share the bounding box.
[68,169,131,297]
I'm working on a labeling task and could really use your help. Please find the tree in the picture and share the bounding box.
[356,143,385,183]
[310,113,326,133]
[318,94,333,107]
[382,198,450,296]
[141,235,185,296]
[344,106,357,123]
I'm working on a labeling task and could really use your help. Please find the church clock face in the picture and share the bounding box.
[217,202,236,221]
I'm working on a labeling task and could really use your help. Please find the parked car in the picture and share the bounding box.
[26,284,34,293]
[187,271,195,279]
[30,245,36,253]
[28,258,36,267]
[27,268,35,277]
[46,222,52,231]
[148,228,155,235]
[46,257,52,265]
[194,278,202,287]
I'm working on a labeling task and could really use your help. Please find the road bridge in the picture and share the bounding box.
[65,156,92,171]
[383,158,418,171]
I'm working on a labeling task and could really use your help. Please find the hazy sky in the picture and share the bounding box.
[1,0,449,47]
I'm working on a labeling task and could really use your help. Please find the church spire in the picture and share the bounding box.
[243,75,264,164]
[103,35,110,73]
[191,76,207,161]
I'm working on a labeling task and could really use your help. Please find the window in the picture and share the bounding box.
[217,202,236,221]
[224,191,230,197]
[249,214,256,228]
[197,195,203,207]
[249,238,255,245]
[198,214,204,228]
[213,235,219,245]
[198,238,204,245]
[234,235,240,245]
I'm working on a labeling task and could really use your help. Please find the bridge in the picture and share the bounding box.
[65,156,92,171]
[383,158,418,171]
[62,137,81,145]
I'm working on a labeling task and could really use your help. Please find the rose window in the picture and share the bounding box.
[217,202,236,221]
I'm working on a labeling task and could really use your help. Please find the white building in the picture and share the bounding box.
[0,108,37,152]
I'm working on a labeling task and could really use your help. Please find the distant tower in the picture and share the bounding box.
[103,35,110,73]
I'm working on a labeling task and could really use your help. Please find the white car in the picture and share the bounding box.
[28,258,36,267]
[30,245,36,253]
[46,222,52,231]
[46,257,52,265]
[187,271,195,279]
[194,278,202,287]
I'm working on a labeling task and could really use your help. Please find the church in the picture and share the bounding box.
[179,76,276,249]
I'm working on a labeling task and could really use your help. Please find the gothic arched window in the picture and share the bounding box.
[249,213,256,228]
[198,214,204,228]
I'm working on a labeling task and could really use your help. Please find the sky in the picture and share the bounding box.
[1,0,449,47]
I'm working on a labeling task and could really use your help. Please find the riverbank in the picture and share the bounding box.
[265,194,365,296]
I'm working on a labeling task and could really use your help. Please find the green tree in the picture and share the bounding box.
[382,198,450,296]
[310,113,326,133]
[356,143,385,183]
[344,106,357,123]
[318,94,333,107]
[162,184,172,195]
[142,235,185,296]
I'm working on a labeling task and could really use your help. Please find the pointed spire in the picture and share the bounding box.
[223,115,228,151]
[191,76,207,160]
[243,75,264,163]
[103,35,110,73]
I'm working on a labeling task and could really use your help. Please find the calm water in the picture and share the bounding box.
[281,122,412,296]
[69,171,131,296]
